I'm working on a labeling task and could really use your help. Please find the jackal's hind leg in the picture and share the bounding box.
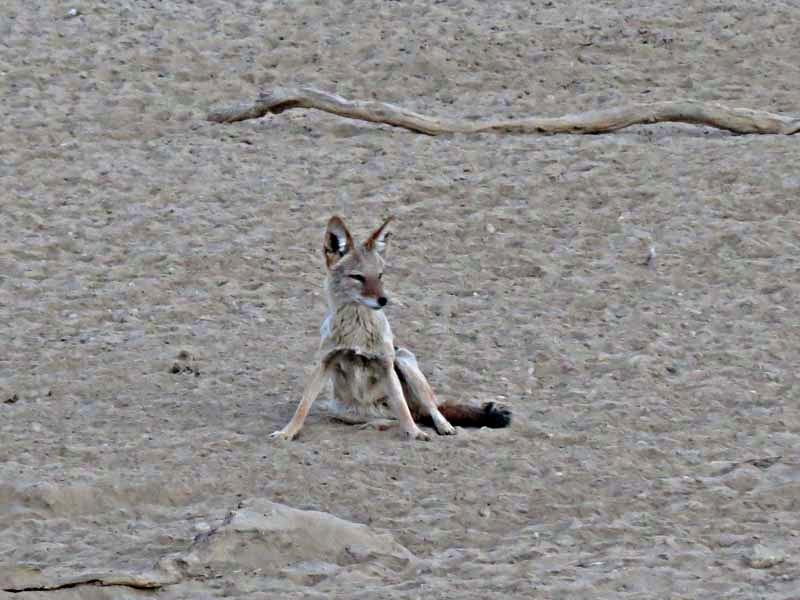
[330,413,398,431]
[356,419,398,432]
[394,348,455,436]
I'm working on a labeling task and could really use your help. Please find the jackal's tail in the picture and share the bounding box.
[420,401,512,429]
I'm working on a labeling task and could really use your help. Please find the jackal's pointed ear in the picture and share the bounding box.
[363,215,394,256]
[324,216,354,267]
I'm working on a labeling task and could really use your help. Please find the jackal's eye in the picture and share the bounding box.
[349,274,365,284]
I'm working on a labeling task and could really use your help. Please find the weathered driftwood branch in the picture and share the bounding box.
[208,87,800,135]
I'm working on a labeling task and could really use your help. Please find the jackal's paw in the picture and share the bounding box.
[269,429,296,441]
[434,419,456,436]
[402,426,431,441]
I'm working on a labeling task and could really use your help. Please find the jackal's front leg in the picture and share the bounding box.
[270,363,328,441]
[385,362,430,441]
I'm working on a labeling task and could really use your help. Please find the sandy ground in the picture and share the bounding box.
[2,1,800,598]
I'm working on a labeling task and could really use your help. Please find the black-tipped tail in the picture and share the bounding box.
[478,401,513,428]
[420,401,512,429]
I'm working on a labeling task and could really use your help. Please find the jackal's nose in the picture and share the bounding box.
[378,296,388,307]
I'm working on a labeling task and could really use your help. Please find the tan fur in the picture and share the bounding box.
[323,303,387,359]
[270,215,510,442]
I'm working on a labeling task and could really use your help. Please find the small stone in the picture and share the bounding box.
[720,465,761,492]
[717,533,747,548]
[644,245,656,266]
[486,223,496,234]
[748,544,785,569]
[111,310,128,323]
[3,393,18,404]
[67,8,81,18]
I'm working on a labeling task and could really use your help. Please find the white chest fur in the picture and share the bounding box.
[319,303,393,361]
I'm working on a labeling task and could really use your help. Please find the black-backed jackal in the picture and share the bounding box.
[270,216,511,441]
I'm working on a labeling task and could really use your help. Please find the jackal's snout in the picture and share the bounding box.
[359,291,388,310]
[358,273,388,309]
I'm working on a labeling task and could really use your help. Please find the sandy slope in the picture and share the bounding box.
[2,1,799,598]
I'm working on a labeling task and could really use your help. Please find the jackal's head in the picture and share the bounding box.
[323,215,393,310]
